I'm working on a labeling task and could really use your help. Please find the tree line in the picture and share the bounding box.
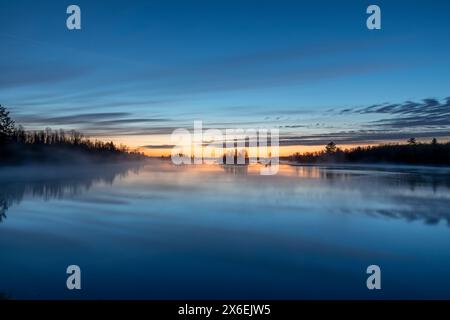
[0,105,145,164]
[288,139,450,166]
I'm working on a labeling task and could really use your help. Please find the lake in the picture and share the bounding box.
[1,159,450,299]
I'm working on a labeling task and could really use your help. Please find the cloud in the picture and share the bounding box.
[16,112,132,125]
[278,130,450,146]
[0,61,90,89]
[372,114,450,129]
[79,126,183,137]
[280,97,450,146]
[342,97,450,116]
[122,37,405,96]
[94,118,171,125]
[133,61,400,97]
[13,111,176,137]
[338,97,450,130]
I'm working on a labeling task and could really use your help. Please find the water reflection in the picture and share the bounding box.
[1,161,450,228]
[182,163,450,227]
[0,162,143,222]
[1,161,450,299]
[288,165,450,226]
[289,164,450,187]
[221,164,249,175]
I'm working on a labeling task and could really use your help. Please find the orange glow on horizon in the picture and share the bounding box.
[93,134,432,157]
[136,143,375,157]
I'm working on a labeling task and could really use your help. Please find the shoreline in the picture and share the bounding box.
[283,160,450,172]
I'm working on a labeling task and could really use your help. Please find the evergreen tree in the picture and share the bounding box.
[0,105,16,142]
[325,141,337,154]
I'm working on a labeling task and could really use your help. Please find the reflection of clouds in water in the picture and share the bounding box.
[164,163,450,227]
[204,164,450,227]
[1,161,450,299]
[0,163,143,222]
[1,161,450,227]
[287,165,450,226]
[362,196,450,226]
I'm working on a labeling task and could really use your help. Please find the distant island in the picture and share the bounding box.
[285,140,450,166]
[0,105,146,165]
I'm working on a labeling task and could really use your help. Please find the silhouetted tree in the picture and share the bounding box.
[289,140,450,165]
[432,138,438,145]
[0,105,16,142]
[325,141,337,154]
[0,105,146,164]
[407,137,417,145]
[13,125,26,143]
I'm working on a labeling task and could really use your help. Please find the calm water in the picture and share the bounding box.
[1,159,450,299]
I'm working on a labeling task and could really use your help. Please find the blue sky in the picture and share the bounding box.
[1,0,450,152]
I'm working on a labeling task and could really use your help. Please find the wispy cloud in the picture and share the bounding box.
[342,97,450,116]
[339,97,450,130]
[284,97,450,146]
[16,112,132,125]
[0,61,91,89]
[13,112,176,137]
[279,130,450,146]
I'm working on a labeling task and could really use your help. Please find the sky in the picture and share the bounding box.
[1,0,450,155]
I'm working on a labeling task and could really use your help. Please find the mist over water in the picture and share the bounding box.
[1,160,450,299]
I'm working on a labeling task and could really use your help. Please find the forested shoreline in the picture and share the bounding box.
[286,140,450,166]
[0,105,145,165]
